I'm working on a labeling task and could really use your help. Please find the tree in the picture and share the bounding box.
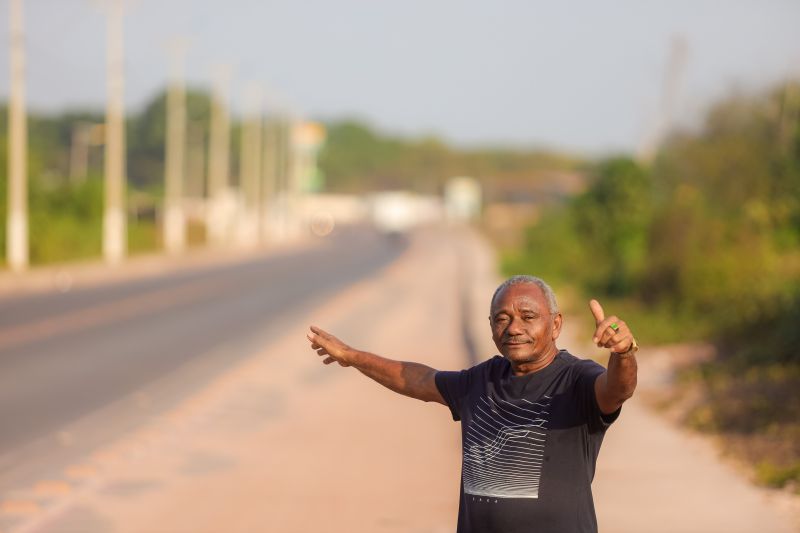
[572,157,651,296]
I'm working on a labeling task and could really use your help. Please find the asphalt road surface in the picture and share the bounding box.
[0,226,406,500]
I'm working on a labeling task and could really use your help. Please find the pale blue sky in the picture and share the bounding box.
[1,0,799,154]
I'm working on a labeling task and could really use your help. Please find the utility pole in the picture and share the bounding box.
[638,35,688,163]
[7,0,28,271]
[261,117,278,239]
[207,66,231,246]
[238,83,262,245]
[284,117,303,239]
[275,117,291,239]
[164,39,188,255]
[103,0,127,263]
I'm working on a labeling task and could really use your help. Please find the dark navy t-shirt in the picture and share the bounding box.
[435,350,619,533]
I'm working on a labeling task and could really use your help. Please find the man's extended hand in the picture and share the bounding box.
[306,327,444,403]
[307,325,353,367]
[590,299,638,414]
[589,299,635,354]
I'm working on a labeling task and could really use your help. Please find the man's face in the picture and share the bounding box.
[490,284,562,365]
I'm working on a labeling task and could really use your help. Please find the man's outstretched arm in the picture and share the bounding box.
[589,299,638,415]
[306,325,446,404]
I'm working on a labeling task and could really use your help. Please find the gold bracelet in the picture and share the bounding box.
[613,338,639,357]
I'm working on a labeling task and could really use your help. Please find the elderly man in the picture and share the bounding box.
[307,275,638,533]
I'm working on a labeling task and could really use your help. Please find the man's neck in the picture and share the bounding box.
[510,346,560,377]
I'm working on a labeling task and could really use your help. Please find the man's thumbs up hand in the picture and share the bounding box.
[589,299,636,354]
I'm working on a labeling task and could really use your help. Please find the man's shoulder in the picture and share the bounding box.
[435,355,504,383]
[455,354,505,376]
[480,354,510,374]
[456,355,510,381]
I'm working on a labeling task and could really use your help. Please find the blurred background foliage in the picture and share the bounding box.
[0,90,580,265]
[319,120,580,194]
[503,81,800,490]
[0,88,234,265]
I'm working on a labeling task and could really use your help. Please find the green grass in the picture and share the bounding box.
[128,218,160,255]
[0,176,166,267]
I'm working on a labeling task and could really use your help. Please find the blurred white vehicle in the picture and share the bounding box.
[370,191,417,235]
[445,176,482,223]
[369,191,443,235]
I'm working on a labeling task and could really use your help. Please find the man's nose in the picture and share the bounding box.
[507,317,524,335]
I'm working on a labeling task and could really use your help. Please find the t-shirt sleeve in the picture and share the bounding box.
[574,359,621,433]
[435,366,479,422]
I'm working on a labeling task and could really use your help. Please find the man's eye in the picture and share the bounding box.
[523,315,536,320]
[496,316,509,323]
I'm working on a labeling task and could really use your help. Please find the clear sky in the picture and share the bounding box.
[1,0,799,154]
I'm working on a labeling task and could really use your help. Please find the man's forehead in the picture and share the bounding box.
[492,284,547,311]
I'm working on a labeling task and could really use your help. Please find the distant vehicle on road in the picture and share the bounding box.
[369,191,443,236]
[445,176,482,223]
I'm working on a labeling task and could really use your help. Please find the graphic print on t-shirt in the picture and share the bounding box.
[462,395,552,499]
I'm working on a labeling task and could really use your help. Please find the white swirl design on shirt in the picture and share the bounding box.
[462,395,551,499]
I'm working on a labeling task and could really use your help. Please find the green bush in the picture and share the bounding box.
[755,461,800,491]
[501,206,587,286]
[29,177,104,264]
[506,83,800,492]
[0,174,159,265]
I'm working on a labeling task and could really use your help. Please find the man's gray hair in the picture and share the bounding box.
[491,275,559,315]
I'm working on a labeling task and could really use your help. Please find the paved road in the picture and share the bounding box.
[0,227,406,498]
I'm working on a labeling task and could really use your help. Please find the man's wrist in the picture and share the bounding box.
[612,338,639,358]
[342,347,362,366]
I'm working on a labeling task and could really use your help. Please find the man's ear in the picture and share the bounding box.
[552,312,563,341]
